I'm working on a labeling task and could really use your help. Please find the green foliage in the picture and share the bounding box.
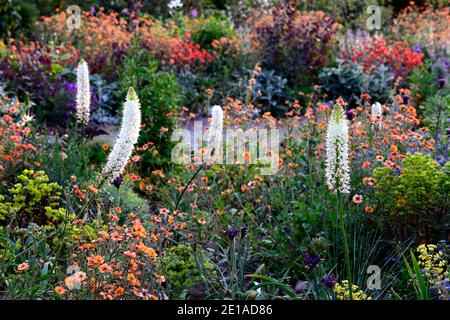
[372,153,450,241]
[319,60,393,103]
[252,69,291,116]
[410,61,439,107]
[0,0,37,40]
[162,244,215,299]
[119,49,182,173]
[0,169,73,231]
[190,15,235,50]
[103,183,149,218]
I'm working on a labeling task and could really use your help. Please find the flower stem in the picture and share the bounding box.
[338,194,353,300]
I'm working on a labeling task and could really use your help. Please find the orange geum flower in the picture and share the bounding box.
[159,208,169,215]
[99,231,110,239]
[88,185,99,194]
[133,219,147,238]
[352,194,363,204]
[98,263,112,274]
[54,286,66,295]
[113,287,125,297]
[155,274,166,284]
[364,206,374,213]
[87,255,105,266]
[124,251,137,259]
[390,145,398,155]
[16,262,29,272]
[79,243,96,250]
[127,273,141,287]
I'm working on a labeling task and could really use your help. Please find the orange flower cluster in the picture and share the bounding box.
[55,211,163,300]
[392,3,450,58]
[0,97,36,179]
[35,9,224,73]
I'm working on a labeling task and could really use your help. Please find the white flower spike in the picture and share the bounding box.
[76,59,90,126]
[102,87,141,181]
[325,104,350,194]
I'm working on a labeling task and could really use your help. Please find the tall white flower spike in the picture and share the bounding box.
[325,104,350,194]
[76,59,90,126]
[102,87,141,181]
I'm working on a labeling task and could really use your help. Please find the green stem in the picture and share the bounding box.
[338,194,353,300]
[174,164,204,210]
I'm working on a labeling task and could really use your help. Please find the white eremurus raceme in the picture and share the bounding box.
[325,104,350,194]
[76,59,90,126]
[102,87,141,181]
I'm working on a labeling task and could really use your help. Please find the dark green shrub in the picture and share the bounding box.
[190,15,235,50]
[162,244,216,299]
[372,153,450,241]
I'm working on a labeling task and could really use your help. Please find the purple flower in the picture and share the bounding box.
[345,109,355,120]
[303,252,321,269]
[64,81,77,93]
[438,78,446,89]
[226,226,239,239]
[321,275,336,288]
[191,8,198,17]
[412,43,422,53]
[282,225,291,235]
[67,102,76,111]
[402,95,410,104]
[240,226,248,238]
[112,176,123,189]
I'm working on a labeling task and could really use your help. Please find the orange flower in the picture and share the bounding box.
[352,194,363,204]
[88,185,99,194]
[197,217,206,225]
[54,286,66,295]
[133,219,148,238]
[390,145,398,155]
[16,262,29,272]
[155,274,166,284]
[124,251,137,259]
[127,273,141,287]
[87,255,105,266]
[136,242,158,260]
[364,206,374,213]
[98,263,112,274]
[159,208,169,215]
[102,143,109,151]
[113,287,125,297]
